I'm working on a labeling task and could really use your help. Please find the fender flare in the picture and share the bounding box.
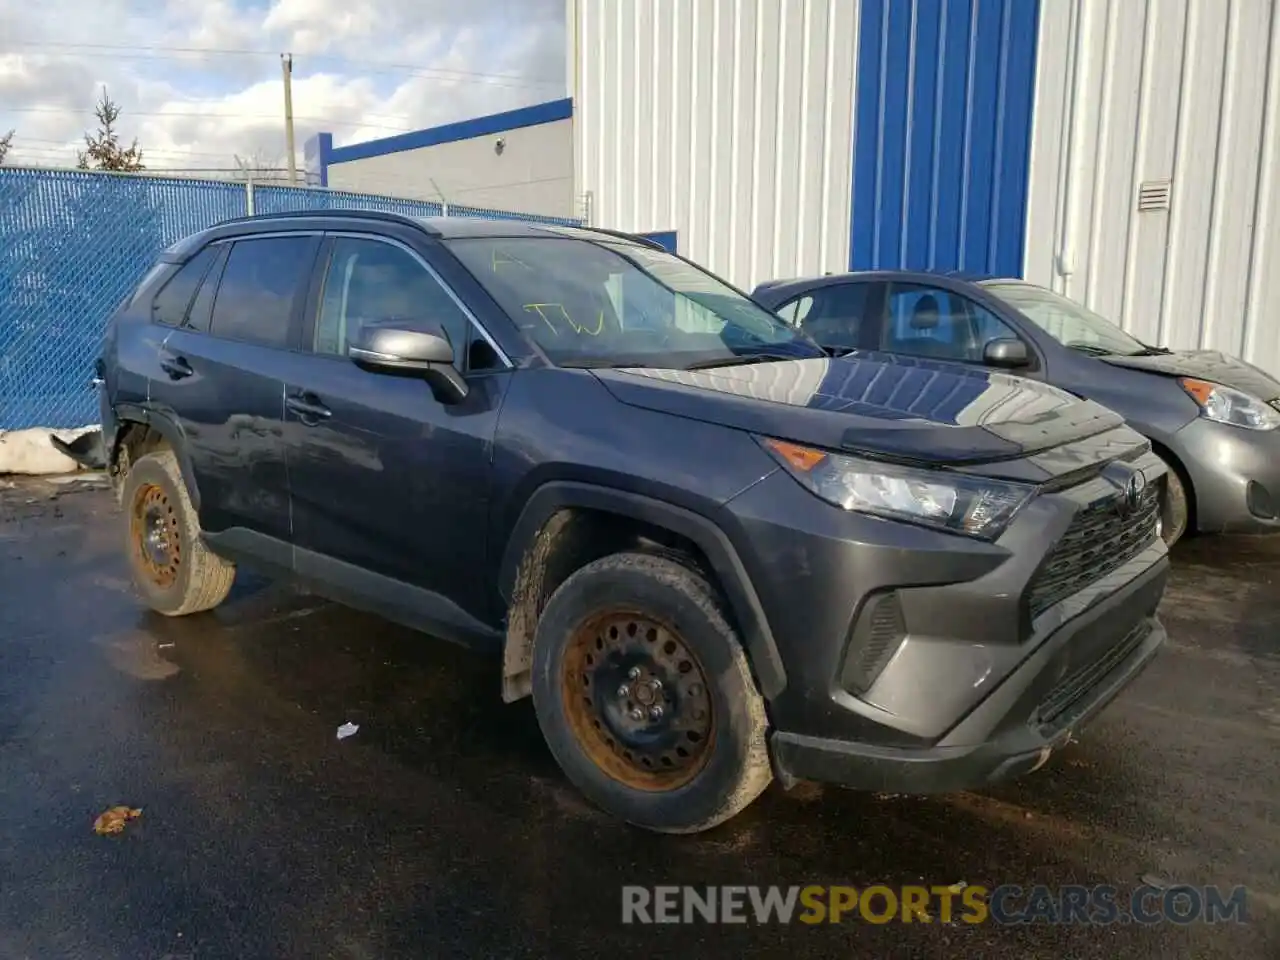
[112,404,202,512]
[498,482,787,699]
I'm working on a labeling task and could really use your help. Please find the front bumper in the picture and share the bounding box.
[1172,417,1280,534]
[717,444,1170,794]
[770,555,1167,792]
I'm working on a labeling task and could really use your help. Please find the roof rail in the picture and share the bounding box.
[212,208,431,231]
[569,226,668,250]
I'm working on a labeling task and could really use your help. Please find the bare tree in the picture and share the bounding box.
[0,129,13,165]
[77,88,145,172]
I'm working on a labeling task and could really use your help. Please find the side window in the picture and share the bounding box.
[185,246,228,333]
[881,284,1018,363]
[209,237,315,348]
[314,238,475,366]
[150,247,217,327]
[792,283,871,350]
[775,295,814,327]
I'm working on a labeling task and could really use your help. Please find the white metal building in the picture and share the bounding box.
[572,0,1280,373]
[310,0,1280,372]
[305,100,577,219]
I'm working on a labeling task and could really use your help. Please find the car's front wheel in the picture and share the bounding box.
[122,449,236,616]
[1157,456,1190,547]
[531,552,772,833]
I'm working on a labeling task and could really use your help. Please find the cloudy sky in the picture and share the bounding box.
[0,0,566,174]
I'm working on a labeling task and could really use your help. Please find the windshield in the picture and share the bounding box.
[982,281,1149,357]
[445,236,824,368]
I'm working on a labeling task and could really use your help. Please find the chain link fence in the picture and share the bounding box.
[0,167,583,429]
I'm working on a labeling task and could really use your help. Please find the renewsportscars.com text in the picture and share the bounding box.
[621,884,1249,925]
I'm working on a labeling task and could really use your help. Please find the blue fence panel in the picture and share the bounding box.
[0,167,583,429]
[252,184,444,219]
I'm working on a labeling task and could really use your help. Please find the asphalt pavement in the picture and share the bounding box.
[0,475,1276,959]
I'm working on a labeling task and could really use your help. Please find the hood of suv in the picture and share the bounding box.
[1100,350,1280,402]
[595,351,1126,467]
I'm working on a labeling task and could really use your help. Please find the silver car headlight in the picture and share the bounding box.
[758,437,1035,540]
[1178,378,1280,431]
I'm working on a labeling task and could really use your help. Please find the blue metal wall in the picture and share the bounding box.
[850,0,1040,276]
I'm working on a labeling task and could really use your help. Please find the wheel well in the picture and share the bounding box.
[110,421,171,501]
[1148,438,1196,531]
[500,507,716,702]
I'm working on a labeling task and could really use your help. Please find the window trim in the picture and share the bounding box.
[319,231,513,370]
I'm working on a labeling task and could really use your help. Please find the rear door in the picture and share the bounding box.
[147,233,320,554]
[276,232,512,625]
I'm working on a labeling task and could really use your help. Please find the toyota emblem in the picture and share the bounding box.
[1119,470,1146,516]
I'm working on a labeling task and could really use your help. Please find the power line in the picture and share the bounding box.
[8,40,563,88]
[1,106,414,132]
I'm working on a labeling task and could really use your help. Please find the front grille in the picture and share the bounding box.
[1028,482,1161,616]
[1035,621,1152,726]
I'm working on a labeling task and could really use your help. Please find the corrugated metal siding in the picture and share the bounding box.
[574,0,859,290]
[850,0,1041,275]
[1025,0,1280,374]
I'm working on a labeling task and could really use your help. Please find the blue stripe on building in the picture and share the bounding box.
[850,0,1040,277]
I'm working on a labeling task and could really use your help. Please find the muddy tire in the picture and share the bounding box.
[122,449,235,616]
[531,552,772,833]
[1158,457,1190,548]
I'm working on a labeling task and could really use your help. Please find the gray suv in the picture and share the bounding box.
[98,211,1169,833]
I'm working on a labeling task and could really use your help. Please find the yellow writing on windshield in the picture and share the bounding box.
[493,249,535,272]
[523,303,605,337]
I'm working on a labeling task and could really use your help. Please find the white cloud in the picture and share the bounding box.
[0,0,565,177]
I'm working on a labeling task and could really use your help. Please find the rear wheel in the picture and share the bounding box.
[122,449,235,616]
[531,553,772,833]
[1157,456,1189,548]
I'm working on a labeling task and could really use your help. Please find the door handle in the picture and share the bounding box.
[286,393,332,422]
[158,353,193,380]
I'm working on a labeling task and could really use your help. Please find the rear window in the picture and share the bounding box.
[151,247,218,327]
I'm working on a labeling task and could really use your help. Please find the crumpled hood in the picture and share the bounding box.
[1101,350,1280,402]
[594,352,1127,467]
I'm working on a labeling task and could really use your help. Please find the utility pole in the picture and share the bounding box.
[281,53,297,185]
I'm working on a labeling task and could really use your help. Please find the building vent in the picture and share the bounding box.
[1138,180,1172,212]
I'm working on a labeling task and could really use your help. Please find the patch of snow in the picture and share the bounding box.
[0,426,99,476]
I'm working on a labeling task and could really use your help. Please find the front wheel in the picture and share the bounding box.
[531,552,772,833]
[1157,457,1190,548]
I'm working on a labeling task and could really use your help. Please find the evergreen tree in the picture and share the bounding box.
[76,89,145,172]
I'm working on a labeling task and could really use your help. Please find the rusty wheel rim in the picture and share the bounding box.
[129,483,181,588]
[561,609,715,792]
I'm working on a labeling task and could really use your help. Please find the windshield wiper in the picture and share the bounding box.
[683,353,803,371]
[1129,345,1173,356]
[1064,342,1115,357]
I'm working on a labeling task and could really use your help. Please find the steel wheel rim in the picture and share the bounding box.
[129,483,181,588]
[561,608,715,792]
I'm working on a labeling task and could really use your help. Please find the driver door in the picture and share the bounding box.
[276,233,512,626]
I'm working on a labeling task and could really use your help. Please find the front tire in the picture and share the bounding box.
[531,552,772,833]
[1158,456,1189,547]
[122,449,236,616]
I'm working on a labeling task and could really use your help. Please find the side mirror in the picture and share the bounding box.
[349,323,469,404]
[983,337,1030,369]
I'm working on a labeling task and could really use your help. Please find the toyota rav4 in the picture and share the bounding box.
[98,211,1169,833]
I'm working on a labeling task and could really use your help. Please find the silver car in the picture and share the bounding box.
[754,271,1280,546]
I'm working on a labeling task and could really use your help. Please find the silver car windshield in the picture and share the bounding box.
[983,281,1149,357]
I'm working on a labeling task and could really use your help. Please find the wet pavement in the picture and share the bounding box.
[0,476,1277,959]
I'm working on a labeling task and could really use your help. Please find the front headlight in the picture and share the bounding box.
[758,437,1035,540]
[1178,378,1280,431]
